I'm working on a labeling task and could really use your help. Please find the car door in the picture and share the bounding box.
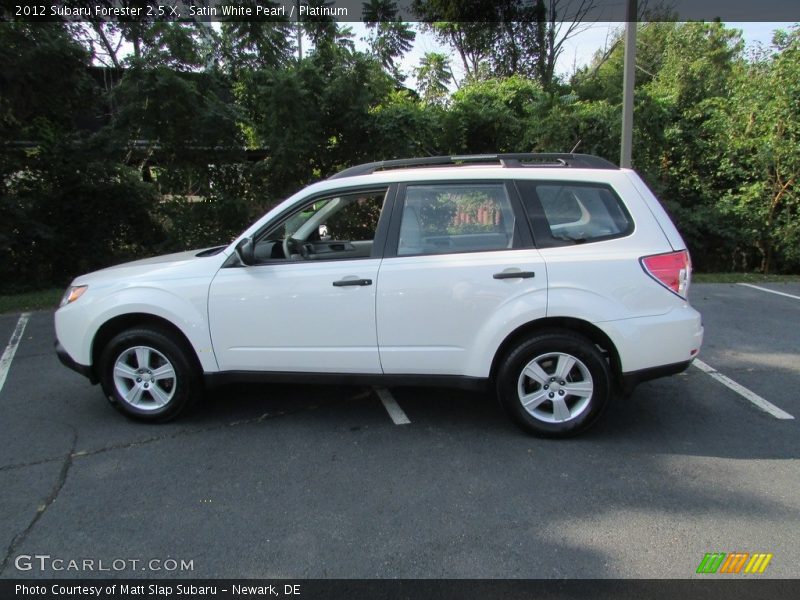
[376,180,547,377]
[208,187,393,374]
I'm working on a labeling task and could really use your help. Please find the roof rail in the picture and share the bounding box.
[328,153,618,180]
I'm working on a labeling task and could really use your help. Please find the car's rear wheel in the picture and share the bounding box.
[497,331,611,437]
[99,327,199,422]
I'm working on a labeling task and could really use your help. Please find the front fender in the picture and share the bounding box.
[56,285,218,372]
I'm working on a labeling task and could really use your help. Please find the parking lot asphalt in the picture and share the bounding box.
[0,283,798,579]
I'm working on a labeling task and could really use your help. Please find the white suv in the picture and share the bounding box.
[55,154,703,437]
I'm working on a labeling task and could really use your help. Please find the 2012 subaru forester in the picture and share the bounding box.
[55,153,703,437]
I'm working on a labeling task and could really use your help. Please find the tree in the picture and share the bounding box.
[0,23,164,291]
[571,22,679,103]
[77,2,212,71]
[414,52,454,105]
[412,0,495,81]
[443,75,546,153]
[362,0,416,80]
[301,0,343,49]
[235,45,395,198]
[637,23,744,271]
[369,90,444,158]
[220,3,295,73]
[0,23,96,146]
[413,0,598,88]
[717,27,800,273]
[526,96,619,158]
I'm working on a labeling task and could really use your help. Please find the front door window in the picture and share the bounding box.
[253,190,386,262]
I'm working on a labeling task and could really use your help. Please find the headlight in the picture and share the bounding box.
[60,285,88,307]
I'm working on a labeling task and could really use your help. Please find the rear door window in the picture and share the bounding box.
[395,183,520,256]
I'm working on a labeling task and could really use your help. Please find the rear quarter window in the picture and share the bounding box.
[516,181,633,247]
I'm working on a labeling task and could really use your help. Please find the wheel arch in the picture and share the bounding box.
[91,313,203,380]
[490,317,623,385]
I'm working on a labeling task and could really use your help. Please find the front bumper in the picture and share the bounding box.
[55,340,97,384]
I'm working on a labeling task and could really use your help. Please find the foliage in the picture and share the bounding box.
[634,23,751,272]
[362,0,416,80]
[0,23,96,146]
[527,97,620,158]
[236,45,394,199]
[414,52,453,105]
[414,0,599,88]
[571,22,677,103]
[220,15,295,72]
[3,18,800,296]
[0,24,161,291]
[443,76,546,153]
[716,27,800,273]
[368,90,444,158]
[301,0,344,49]
[0,155,162,292]
[0,22,252,292]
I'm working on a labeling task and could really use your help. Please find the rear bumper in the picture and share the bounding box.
[55,340,97,383]
[599,305,703,373]
[620,359,693,392]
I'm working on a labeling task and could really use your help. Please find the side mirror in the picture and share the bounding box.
[235,237,255,266]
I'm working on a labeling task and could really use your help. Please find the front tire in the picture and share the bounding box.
[496,331,611,438]
[99,327,200,422]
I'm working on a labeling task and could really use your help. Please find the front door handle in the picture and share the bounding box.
[493,271,535,280]
[332,278,373,287]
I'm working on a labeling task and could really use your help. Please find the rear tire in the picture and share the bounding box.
[99,327,200,422]
[496,330,611,438]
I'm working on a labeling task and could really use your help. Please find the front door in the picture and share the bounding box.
[209,187,390,374]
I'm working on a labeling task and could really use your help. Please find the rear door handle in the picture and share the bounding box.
[332,278,373,287]
[493,271,535,280]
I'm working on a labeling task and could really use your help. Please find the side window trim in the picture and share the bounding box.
[383,182,406,259]
[372,183,399,260]
[384,180,534,259]
[506,180,536,248]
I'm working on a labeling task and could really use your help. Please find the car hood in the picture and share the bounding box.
[73,247,228,286]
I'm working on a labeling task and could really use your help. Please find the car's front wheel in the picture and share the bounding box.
[497,331,611,437]
[99,327,200,422]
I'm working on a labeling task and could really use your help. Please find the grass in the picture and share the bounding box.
[0,288,63,314]
[693,272,800,284]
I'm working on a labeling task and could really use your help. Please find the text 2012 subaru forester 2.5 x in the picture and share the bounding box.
[55,153,703,437]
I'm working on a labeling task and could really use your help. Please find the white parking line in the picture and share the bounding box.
[374,387,411,425]
[738,283,800,301]
[693,359,794,420]
[0,313,31,396]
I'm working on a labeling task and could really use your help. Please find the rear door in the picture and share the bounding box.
[516,177,679,320]
[375,180,547,377]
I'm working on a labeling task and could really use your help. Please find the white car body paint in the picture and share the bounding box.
[55,163,703,387]
[55,248,227,372]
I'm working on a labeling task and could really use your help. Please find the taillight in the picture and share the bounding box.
[640,250,691,298]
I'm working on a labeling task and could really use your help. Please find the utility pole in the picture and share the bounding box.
[620,0,637,168]
[297,0,303,61]
[197,0,216,71]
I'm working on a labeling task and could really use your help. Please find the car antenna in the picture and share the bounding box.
[570,139,582,153]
